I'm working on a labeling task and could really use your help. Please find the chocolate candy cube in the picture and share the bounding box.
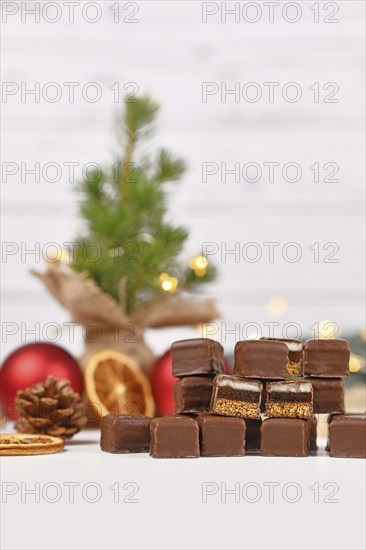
[245,419,262,452]
[100,414,151,453]
[198,414,246,457]
[304,339,350,378]
[265,380,313,419]
[174,376,214,414]
[234,340,288,379]
[210,375,262,419]
[309,377,345,414]
[328,414,366,458]
[150,416,200,458]
[171,338,224,377]
[261,337,303,377]
[261,418,309,457]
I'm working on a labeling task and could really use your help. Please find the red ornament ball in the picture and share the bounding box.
[150,350,232,416]
[0,342,83,420]
[150,351,176,416]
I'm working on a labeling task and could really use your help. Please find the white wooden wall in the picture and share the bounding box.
[1,1,365,358]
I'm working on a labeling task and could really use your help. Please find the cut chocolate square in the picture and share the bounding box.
[198,414,246,457]
[171,338,224,377]
[150,415,200,458]
[304,339,350,378]
[210,375,262,419]
[261,418,309,457]
[265,380,313,419]
[234,340,288,379]
[245,419,262,452]
[309,377,345,414]
[174,376,214,414]
[261,337,303,377]
[328,414,366,458]
[100,414,151,454]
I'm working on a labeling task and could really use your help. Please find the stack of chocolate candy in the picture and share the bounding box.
[100,337,366,459]
[231,338,314,457]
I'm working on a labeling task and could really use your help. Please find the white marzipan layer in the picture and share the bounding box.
[269,381,312,393]
[219,378,261,392]
[285,342,303,352]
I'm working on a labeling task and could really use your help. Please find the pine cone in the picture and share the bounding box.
[15,376,86,438]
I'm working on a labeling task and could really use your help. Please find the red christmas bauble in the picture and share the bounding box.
[0,342,83,420]
[150,351,232,416]
[150,351,176,415]
[224,356,232,374]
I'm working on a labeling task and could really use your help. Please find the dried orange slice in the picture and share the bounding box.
[84,349,155,419]
[0,433,64,455]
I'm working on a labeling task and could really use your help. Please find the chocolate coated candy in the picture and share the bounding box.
[150,415,200,458]
[309,378,345,414]
[304,339,350,378]
[174,376,214,413]
[171,338,224,377]
[198,414,246,457]
[261,418,309,457]
[265,380,313,419]
[260,337,303,377]
[234,340,288,379]
[100,414,151,454]
[328,414,366,458]
[210,375,262,419]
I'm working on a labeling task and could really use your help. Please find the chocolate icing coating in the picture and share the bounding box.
[234,340,288,379]
[173,376,214,413]
[304,339,350,378]
[171,338,224,377]
[260,337,303,362]
[328,414,366,458]
[100,414,151,454]
[309,377,345,414]
[261,418,309,457]
[150,415,200,458]
[198,414,246,457]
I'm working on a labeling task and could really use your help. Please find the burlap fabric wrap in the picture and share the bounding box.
[32,263,218,374]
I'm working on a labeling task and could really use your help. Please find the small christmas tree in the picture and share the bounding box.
[72,96,215,312]
[33,96,218,373]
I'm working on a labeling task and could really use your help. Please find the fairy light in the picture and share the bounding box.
[267,296,288,315]
[60,249,70,263]
[45,248,70,263]
[189,255,208,277]
[159,273,178,293]
[349,353,365,373]
[194,256,207,269]
[318,320,338,339]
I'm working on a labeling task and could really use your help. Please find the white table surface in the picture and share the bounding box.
[1,426,365,550]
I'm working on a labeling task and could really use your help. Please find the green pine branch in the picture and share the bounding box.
[71,96,215,314]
